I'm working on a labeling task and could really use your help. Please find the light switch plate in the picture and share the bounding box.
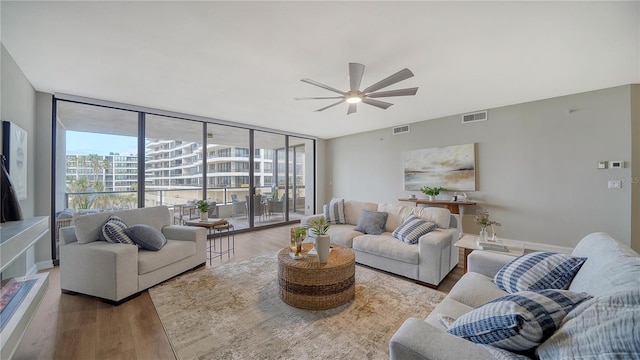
[598,161,607,169]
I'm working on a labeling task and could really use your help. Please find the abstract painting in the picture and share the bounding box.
[404,143,476,191]
[2,121,28,200]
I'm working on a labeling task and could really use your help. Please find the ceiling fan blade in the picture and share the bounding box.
[362,98,393,110]
[301,78,346,95]
[362,68,414,94]
[294,96,344,100]
[367,87,418,98]
[347,103,357,115]
[315,100,345,112]
[349,63,365,92]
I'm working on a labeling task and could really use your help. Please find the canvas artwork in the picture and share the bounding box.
[404,143,476,191]
[2,121,28,200]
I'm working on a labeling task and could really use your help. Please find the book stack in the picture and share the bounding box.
[478,240,508,252]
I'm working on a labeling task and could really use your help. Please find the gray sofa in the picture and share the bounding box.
[301,200,459,287]
[59,206,206,303]
[390,232,640,359]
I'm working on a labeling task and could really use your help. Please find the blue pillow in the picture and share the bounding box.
[392,215,437,244]
[494,252,587,293]
[354,209,388,235]
[447,289,593,351]
[124,224,167,251]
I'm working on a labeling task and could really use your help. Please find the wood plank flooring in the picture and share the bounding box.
[12,225,463,360]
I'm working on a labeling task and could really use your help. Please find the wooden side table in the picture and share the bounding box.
[278,243,355,310]
[454,234,525,272]
[185,218,233,263]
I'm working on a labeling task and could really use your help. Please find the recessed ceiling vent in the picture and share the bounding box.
[392,124,410,135]
[462,111,488,124]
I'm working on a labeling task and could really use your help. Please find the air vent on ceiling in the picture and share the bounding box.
[462,111,488,124]
[392,124,410,135]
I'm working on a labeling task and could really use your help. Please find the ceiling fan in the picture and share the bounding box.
[295,62,418,115]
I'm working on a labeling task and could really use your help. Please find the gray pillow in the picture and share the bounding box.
[124,224,167,251]
[354,209,388,235]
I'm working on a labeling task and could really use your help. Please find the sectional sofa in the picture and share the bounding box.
[301,199,460,287]
[390,232,640,359]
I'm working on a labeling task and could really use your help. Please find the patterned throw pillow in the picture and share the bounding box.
[493,252,587,293]
[392,215,437,244]
[354,209,388,235]
[124,224,167,251]
[446,289,593,352]
[102,215,135,245]
[323,198,346,224]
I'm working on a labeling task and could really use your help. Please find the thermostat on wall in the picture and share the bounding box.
[609,160,624,169]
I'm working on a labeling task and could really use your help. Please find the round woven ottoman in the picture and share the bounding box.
[278,243,355,310]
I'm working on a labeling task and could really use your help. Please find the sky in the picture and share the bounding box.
[66,131,138,155]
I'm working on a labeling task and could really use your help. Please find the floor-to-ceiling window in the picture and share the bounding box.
[52,96,315,261]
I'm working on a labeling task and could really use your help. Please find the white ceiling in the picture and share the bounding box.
[2,1,639,139]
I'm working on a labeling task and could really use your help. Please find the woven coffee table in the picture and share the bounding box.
[277,243,355,310]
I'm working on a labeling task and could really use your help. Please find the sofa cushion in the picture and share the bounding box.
[447,289,593,352]
[392,215,437,244]
[569,232,640,297]
[137,239,196,275]
[74,206,172,244]
[494,252,587,293]
[536,289,640,359]
[102,215,136,245]
[447,272,508,308]
[425,296,475,330]
[343,200,378,225]
[412,207,451,229]
[377,203,414,232]
[325,224,363,248]
[124,224,167,251]
[354,209,388,235]
[323,198,346,224]
[352,234,419,264]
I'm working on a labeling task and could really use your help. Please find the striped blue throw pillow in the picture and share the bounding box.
[392,215,437,244]
[102,215,136,245]
[494,252,587,293]
[447,289,593,351]
[323,198,346,224]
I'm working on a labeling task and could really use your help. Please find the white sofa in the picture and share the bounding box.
[390,232,640,359]
[59,206,206,304]
[301,200,460,287]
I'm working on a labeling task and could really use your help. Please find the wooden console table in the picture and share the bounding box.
[398,198,477,236]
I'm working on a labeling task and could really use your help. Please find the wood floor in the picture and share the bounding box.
[12,225,464,360]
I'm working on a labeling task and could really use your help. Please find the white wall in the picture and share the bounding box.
[326,85,636,250]
[0,44,45,275]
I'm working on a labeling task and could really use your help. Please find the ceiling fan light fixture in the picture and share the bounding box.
[346,95,362,104]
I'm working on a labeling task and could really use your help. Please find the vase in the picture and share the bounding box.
[315,234,331,264]
[427,195,434,201]
[479,226,487,242]
[290,227,305,257]
[200,211,208,221]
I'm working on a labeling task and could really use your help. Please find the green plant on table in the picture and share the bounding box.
[307,217,330,236]
[473,209,501,228]
[420,186,447,196]
[196,200,210,213]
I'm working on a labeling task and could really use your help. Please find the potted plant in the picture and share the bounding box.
[307,217,331,263]
[196,200,210,220]
[420,186,447,201]
[473,209,501,242]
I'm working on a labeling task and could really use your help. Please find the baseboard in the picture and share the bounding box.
[36,260,54,271]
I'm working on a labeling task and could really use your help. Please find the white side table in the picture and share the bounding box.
[454,234,525,272]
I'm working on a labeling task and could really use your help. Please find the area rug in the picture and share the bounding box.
[148,253,446,359]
